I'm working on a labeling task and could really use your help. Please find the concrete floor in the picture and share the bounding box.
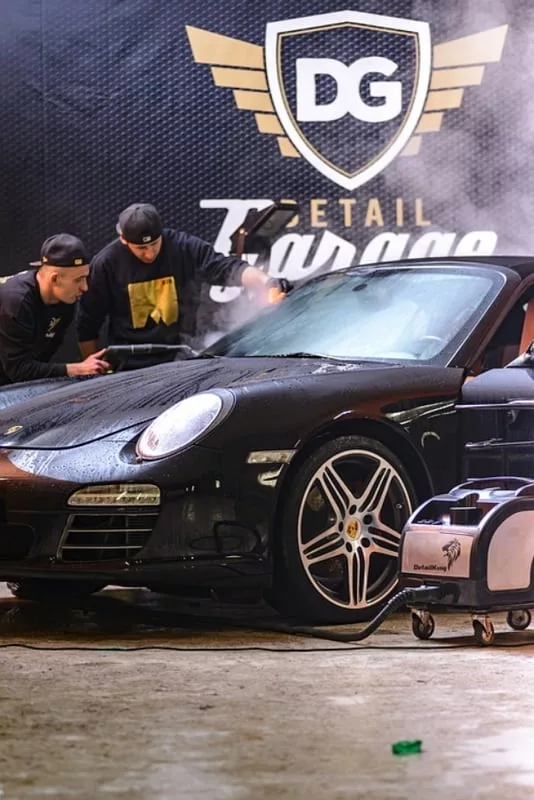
[0,589,534,799]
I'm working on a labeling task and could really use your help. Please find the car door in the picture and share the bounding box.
[400,367,466,493]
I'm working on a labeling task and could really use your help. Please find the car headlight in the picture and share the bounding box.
[136,390,233,460]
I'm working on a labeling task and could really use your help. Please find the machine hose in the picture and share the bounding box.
[270,584,451,643]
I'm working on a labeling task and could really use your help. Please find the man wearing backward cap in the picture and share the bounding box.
[0,234,110,385]
[77,203,291,360]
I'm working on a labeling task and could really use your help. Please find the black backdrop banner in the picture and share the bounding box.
[1,0,533,332]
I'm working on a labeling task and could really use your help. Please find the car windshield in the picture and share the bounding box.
[205,265,506,365]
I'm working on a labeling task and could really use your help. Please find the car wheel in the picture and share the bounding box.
[272,435,417,624]
[6,579,105,603]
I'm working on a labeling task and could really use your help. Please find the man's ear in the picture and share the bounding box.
[119,235,128,246]
[50,269,61,285]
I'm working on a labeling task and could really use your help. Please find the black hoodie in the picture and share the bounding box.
[77,229,247,347]
[0,270,74,384]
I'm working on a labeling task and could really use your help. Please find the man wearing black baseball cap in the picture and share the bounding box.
[77,202,290,359]
[0,233,110,385]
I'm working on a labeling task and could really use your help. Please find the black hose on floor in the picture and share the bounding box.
[261,584,450,643]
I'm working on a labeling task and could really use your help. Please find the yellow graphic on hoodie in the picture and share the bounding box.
[127,276,179,329]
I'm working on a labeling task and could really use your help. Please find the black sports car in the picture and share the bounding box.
[0,257,534,623]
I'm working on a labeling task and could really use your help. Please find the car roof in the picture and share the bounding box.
[415,255,534,275]
[340,256,534,280]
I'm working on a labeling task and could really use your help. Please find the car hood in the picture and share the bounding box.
[0,376,76,411]
[0,356,400,449]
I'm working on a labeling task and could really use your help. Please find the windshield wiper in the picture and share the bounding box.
[198,351,405,364]
[271,351,329,359]
[276,353,408,364]
[213,351,328,359]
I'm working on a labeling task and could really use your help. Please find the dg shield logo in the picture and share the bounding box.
[187,16,507,189]
[265,11,431,190]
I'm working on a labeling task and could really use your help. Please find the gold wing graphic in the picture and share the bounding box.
[185,26,300,159]
[402,25,509,157]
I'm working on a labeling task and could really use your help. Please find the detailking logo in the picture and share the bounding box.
[187,11,508,189]
[412,537,462,573]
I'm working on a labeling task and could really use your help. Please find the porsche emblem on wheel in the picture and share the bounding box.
[346,519,360,540]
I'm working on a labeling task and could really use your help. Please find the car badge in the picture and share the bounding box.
[346,519,360,540]
[4,424,23,436]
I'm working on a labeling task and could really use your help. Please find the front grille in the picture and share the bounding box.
[58,512,158,562]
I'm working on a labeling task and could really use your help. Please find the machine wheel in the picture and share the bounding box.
[270,435,417,624]
[7,579,105,603]
[411,612,435,640]
[506,609,532,631]
[473,618,495,646]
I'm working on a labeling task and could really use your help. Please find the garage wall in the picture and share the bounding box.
[0,1,533,312]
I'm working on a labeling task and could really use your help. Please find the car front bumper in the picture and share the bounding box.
[0,435,282,589]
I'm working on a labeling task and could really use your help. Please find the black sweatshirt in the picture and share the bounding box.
[76,229,248,346]
[0,270,74,385]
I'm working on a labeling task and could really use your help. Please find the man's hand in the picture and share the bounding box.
[266,277,294,305]
[66,348,111,377]
[240,266,294,304]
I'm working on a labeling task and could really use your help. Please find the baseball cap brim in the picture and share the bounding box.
[29,259,89,267]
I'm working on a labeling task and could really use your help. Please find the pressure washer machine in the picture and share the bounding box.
[398,476,534,645]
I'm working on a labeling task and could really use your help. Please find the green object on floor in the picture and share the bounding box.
[392,739,422,755]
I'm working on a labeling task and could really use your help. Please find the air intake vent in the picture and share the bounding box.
[58,512,158,562]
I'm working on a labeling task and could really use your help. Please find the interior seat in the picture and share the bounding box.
[519,298,534,354]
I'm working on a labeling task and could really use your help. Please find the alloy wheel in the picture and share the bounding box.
[297,448,413,612]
